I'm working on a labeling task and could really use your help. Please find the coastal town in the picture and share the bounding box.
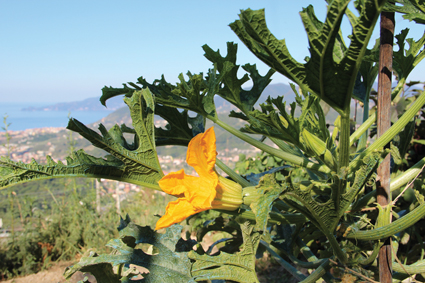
[0,123,261,203]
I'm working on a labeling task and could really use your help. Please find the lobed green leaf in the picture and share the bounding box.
[230,1,386,115]
[189,221,260,283]
[384,0,425,24]
[0,89,164,191]
[64,219,195,282]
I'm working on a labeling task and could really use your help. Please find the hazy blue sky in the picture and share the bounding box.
[1,1,424,103]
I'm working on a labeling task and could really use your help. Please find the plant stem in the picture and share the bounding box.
[349,86,425,173]
[351,112,376,147]
[352,156,425,209]
[390,157,425,192]
[300,259,331,283]
[269,136,303,156]
[260,240,307,281]
[338,114,351,170]
[214,118,331,174]
[215,158,252,188]
[217,208,307,225]
[345,201,425,241]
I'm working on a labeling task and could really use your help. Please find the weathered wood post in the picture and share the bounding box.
[377,11,395,283]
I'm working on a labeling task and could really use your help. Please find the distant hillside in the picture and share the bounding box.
[22,97,125,112]
[21,83,294,113]
[85,83,297,158]
[2,81,359,175]
[9,83,299,160]
[90,83,295,128]
[214,83,294,112]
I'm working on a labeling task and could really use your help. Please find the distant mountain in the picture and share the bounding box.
[96,83,294,122]
[21,83,295,113]
[212,83,295,112]
[22,97,125,112]
[257,83,295,104]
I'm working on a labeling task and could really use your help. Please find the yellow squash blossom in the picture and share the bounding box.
[155,127,243,230]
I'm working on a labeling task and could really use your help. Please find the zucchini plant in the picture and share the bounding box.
[2,0,425,282]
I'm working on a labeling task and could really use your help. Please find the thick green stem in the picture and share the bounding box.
[349,88,425,173]
[300,259,331,283]
[259,240,307,281]
[269,136,303,156]
[338,114,351,169]
[217,208,308,225]
[356,99,370,151]
[351,111,376,147]
[352,78,406,148]
[323,228,347,264]
[214,118,331,174]
[215,158,252,188]
[351,156,425,210]
[345,201,425,241]
[391,77,407,102]
[392,260,425,274]
[390,157,425,192]
[336,114,351,207]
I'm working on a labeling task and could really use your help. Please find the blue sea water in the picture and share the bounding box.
[0,102,113,131]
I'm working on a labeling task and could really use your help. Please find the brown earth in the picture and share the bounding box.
[2,261,96,283]
[2,233,296,283]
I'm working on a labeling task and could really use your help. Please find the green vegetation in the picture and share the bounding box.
[0,177,173,280]
[2,1,425,282]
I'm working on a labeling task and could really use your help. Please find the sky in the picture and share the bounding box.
[1,1,425,104]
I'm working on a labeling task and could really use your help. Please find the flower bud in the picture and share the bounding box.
[211,176,243,211]
[301,128,336,170]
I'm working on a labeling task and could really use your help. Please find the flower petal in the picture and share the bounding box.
[155,197,208,230]
[182,175,216,210]
[158,169,187,197]
[186,127,217,180]
[158,169,217,209]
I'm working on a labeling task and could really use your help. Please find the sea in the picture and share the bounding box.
[0,102,113,131]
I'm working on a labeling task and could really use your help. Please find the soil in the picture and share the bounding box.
[2,258,297,283]
[1,233,296,283]
[2,261,96,283]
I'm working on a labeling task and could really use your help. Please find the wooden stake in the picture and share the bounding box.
[377,11,394,283]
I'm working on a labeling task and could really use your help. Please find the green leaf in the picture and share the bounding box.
[101,84,136,107]
[154,105,205,147]
[392,28,425,81]
[244,165,290,185]
[67,89,163,184]
[354,38,380,103]
[189,221,260,283]
[0,150,129,190]
[203,42,275,114]
[100,75,176,107]
[102,77,206,147]
[384,0,425,24]
[151,66,231,121]
[239,96,302,148]
[239,88,330,160]
[280,150,381,262]
[230,1,385,114]
[65,220,195,282]
[249,174,285,231]
[0,88,163,191]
